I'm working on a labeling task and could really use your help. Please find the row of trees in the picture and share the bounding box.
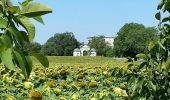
[25,23,158,57]
[23,32,80,56]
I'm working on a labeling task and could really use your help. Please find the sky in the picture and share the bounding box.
[14,0,160,44]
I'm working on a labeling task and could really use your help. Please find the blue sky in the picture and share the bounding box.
[14,0,160,44]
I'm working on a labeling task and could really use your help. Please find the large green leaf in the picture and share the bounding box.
[13,50,28,78]
[0,48,15,70]
[0,17,8,28]
[20,2,52,17]
[30,52,49,68]
[8,27,29,47]
[0,34,12,52]
[25,56,33,77]
[16,16,35,42]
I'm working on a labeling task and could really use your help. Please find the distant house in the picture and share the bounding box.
[73,44,96,56]
[104,37,114,47]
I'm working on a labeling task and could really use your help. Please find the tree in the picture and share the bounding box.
[113,23,158,58]
[42,32,80,56]
[23,42,42,53]
[88,35,112,56]
[124,1,170,99]
[0,0,52,78]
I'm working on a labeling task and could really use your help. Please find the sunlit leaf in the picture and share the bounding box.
[0,48,15,70]
[30,52,49,68]
[20,2,52,17]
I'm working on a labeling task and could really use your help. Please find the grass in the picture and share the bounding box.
[33,56,130,68]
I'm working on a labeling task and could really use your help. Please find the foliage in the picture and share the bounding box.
[122,0,170,99]
[23,42,42,53]
[114,23,158,58]
[88,35,113,56]
[0,56,131,99]
[42,32,80,56]
[0,0,51,78]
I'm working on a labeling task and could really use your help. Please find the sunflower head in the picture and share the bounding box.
[89,80,98,88]
[77,81,86,88]
[60,80,67,89]
[47,80,56,88]
[30,89,42,100]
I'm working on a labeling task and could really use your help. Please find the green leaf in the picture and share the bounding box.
[136,53,148,60]
[13,50,28,79]
[30,52,49,68]
[139,62,148,69]
[162,17,170,22]
[148,41,157,51]
[0,48,15,70]
[8,6,20,14]
[157,0,164,10]
[0,17,8,28]
[165,57,170,72]
[0,34,12,52]
[25,56,33,77]
[158,41,166,51]
[19,0,33,7]
[148,81,156,91]
[16,16,35,42]
[33,16,44,25]
[155,12,161,20]
[137,79,145,94]
[20,2,52,17]
[6,0,13,7]
[7,27,29,47]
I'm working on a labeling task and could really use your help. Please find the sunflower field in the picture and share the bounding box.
[0,56,137,100]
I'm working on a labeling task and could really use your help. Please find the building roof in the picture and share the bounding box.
[74,48,81,52]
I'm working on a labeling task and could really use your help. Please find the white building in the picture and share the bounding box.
[73,48,81,56]
[90,48,97,56]
[104,37,114,47]
[73,44,97,56]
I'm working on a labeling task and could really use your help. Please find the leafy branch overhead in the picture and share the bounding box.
[0,0,52,79]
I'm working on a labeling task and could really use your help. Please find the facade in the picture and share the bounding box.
[73,48,81,56]
[104,37,114,47]
[73,44,97,56]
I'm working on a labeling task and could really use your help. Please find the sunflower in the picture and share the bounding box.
[30,89,42,100]
[47,79,56,88]
[77,81,86,88]
[89,80,98,88]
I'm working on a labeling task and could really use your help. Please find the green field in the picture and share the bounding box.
[34,56,129,68]
[0,56,134,100]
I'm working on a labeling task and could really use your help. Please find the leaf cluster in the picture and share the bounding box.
[0,0,52,79]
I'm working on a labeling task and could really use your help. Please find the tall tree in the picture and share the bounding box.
[113,23,158,58]
[23,42,42,53]
[42,32,80,56]
[88,36,111,56]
